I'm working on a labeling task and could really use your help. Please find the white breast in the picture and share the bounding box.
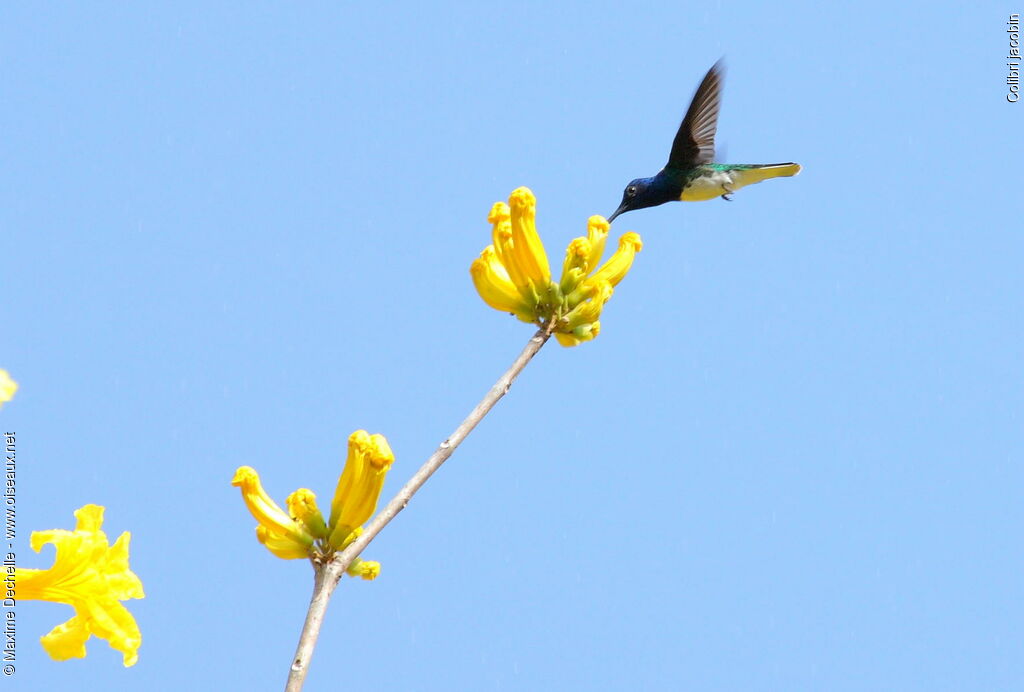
[680,170,736,201]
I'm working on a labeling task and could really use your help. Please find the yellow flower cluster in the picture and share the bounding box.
[232,430,394,579]
[14,505,144,666]
[470,187,642,346]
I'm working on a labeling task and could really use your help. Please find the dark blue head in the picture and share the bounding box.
[608,174,678,222]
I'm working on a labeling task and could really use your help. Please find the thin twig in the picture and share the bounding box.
[285,325,554,691]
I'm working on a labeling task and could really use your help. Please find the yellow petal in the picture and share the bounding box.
[39,614,90,662]
[103,532,145,601]
[77,597,141,667]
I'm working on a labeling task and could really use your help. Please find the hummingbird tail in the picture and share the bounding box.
[713,163,800,195]
[733,162,801,185]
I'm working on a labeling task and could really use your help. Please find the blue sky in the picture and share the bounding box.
[3,2,1021,690]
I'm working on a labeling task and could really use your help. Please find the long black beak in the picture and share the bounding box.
[607,202,627,223]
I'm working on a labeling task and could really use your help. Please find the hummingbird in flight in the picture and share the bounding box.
[608,60,800,223]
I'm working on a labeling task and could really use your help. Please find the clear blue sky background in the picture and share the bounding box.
[3,2,1020,690]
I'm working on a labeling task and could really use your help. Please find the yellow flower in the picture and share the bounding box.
[470,246,533,320]
[14,505,144,667]
[508,187,551,288]
[233,430,393,580]
[0,370,18,408]
[256,525,314,560]
[346,558,381,581]
[327,431,395,550]
[589,231,643,288]
[232,466,316,559]
[288,488,329,540]
[470,188,642,346]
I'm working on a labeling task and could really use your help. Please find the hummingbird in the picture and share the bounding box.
[608,60,800,222]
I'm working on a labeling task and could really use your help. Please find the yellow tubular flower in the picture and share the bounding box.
[492,220,540,306]
[287,489,328,540]
[232,467,314,555]
[0,370,17,408]
[346,559,381,581]
[328,431,395,549]
[487,200,511,228]
[14,505,144,667]
[589,232,643,288]
[560,237,591,295]
[256,526,314,560]
[471,246,532,317]
[489,203,527,293]
[585,216,610,272]
[508,187,551,287]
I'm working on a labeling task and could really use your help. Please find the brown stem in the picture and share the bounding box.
[284,325,553,691]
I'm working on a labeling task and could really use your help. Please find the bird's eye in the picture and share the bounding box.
[627,185,637,197]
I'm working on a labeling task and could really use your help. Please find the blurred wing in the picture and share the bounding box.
[667,60,724,168]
